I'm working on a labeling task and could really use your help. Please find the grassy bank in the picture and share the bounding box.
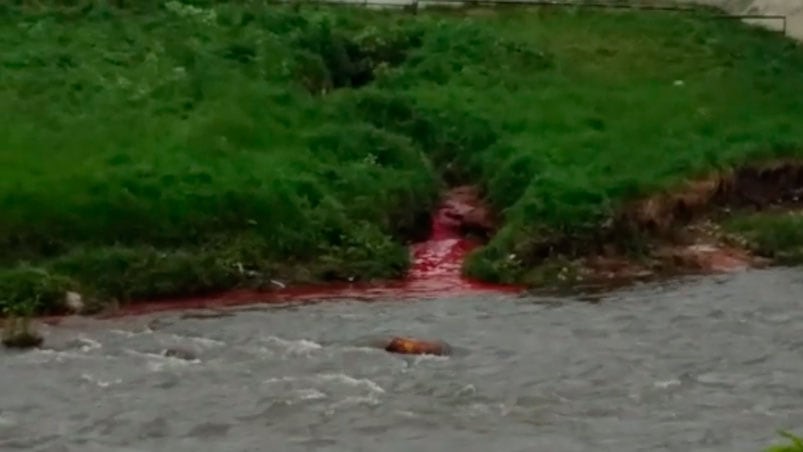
[724,211,803,264]
[1,2,803,313]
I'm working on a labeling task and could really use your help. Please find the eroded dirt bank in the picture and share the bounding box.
[30,163,803,321]
[15,160,803,325]
[531,161,803,290]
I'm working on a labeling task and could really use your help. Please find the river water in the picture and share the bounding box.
[2,268,802,452]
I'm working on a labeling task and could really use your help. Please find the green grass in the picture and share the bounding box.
[766,432,803,452]
[724,211,803,264]
[1,1,803,312]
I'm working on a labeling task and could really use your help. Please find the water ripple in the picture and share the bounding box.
[1,269,802,451]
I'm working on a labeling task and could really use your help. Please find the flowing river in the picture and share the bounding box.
[3,193,803,452]
[2,268,803,451]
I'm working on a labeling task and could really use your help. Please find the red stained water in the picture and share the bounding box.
[93,197,521,319]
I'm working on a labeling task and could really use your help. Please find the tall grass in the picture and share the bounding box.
[724,212,803,264]
[1,2,802,310]
[766,432,803,452]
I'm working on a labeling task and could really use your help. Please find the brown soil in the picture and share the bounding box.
[440,185,497,238]
[435,162,803,290]
[616,160,803,235]
[564,160,803,288]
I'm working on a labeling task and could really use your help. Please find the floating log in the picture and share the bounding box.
[384,336,449,356]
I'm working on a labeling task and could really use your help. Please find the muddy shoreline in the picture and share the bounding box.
[12,186,517,325]
[4,161,803,327]
[513,161,803,290]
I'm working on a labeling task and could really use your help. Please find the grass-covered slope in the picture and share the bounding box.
[1,2,802,313]
[724,211,803,264]
[0,2,444,312]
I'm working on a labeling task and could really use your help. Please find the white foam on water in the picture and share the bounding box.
[251,346,274,357]
[110,329,137,338]
[293,388,327,401]
[0,414,17,428]
[455,384,477,397]
[263,375,297,384]
[264,373,385,395]
[124,350,201,372]
[765,312,793,323]
[147,356,201,372]
[411,354,450,365]
[747,403,775,416]
[24,349,90,364]
[697,372,735,386]
[165,333,225,348]
[315,373,386,395]
[187,336,225,347]
[76,336,102,352]
[260,336,323,355]
[654,379,682,389]
[80,373,122,388]
[339,345,384,354]
[465,402,509,418]
[398,353,450,371]
[110,326,153,338]
[326,395,382,414]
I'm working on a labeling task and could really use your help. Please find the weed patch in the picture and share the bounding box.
[723,211,803,264]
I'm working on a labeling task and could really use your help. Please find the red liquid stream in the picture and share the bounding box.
[91,198,521,319]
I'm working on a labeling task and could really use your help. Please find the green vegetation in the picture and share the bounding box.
[1,1,803,313]
[766,432,803,452]
[724,211,803,264]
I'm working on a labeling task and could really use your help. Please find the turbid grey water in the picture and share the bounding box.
[2,268,802,452]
